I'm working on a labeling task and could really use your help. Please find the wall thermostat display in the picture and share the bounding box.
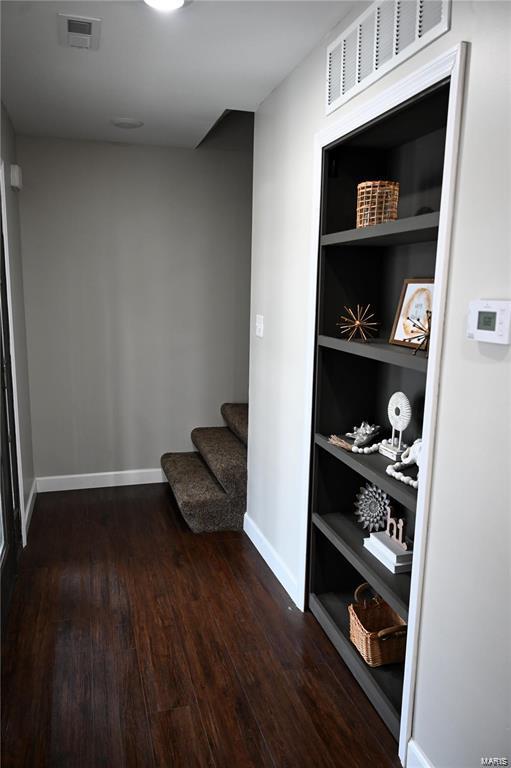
[467,300,511,345]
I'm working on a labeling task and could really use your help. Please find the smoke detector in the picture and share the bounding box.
[57,14,101,50]
[111,118,144,130]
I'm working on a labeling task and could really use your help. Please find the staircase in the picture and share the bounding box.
[161,403,248,533]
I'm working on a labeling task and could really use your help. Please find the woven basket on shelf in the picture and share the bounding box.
[356,180,399,228]
[348,583,407,667]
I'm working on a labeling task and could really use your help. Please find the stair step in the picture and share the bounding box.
[221,403,248,446]
[161,451,244,533]
[191,427,246,497]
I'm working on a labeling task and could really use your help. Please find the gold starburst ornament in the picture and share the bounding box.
[337,304,378,342]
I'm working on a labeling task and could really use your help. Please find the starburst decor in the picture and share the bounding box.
[404,310,431,355]
[337,304,378,342]
[354,483,391,532]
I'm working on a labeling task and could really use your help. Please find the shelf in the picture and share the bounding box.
[312,513,410,619]
[309,591,403,739]
[318,335,428,373]
[315,433,417,512]
[321,212,439,248]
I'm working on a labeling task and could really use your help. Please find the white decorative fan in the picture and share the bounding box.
[379,391,412,461]
[388,391,412,436]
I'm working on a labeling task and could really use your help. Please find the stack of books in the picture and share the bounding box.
[363,531,413,573]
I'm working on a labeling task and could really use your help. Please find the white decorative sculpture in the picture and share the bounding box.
[386,438,422,489]
[401,439,422,468]
[385,509,408,550]
[379,391,412,461]
[354,483,391,532]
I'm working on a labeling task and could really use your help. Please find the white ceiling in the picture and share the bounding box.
[1,0,356,148]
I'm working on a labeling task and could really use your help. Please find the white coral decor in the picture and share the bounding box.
[354,483,391,531]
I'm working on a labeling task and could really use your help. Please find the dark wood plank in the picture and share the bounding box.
[49,647,94,768]
[172,597,275,768]
[125,559,196,713]
[1,484,401,768]
[288,663,399,768]
[219,536,328,671]
[233,649,341,768]
[150,706,216,768]
[92,649,154,767]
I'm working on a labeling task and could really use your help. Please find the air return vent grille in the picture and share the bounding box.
[57,14,101,50]
[326,0,451,114]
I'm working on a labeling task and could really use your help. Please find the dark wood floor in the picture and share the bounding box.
[1,484,400,767]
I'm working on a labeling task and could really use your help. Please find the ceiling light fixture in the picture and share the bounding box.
[111,117,144,129]
[143,0,185,11]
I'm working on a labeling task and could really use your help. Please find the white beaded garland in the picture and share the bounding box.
[386,461,419,489]
[351,442,381,454]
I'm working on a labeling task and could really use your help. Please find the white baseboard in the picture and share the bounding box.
[22,478,37,546]
[407,740,435,768]
[37,468,166,493]
[243,513,301,609]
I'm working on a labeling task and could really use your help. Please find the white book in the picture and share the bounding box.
[364,537,413,565]
[364,537,413,573]
[366,531,413,563]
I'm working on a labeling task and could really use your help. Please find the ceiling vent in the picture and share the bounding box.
[57,14,101,50]
[326,0,451,114]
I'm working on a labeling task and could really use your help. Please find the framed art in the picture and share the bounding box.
[390,278,434,348]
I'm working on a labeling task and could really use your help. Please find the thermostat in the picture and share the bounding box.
[467,300,511,344]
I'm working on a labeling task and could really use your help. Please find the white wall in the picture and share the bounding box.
[1,104,36,537]
[17,113,253,478]
[248,2,510,767]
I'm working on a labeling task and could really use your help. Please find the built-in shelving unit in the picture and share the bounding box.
[317,335,428,373]
[308,81,450,740]
[320,211,439,248]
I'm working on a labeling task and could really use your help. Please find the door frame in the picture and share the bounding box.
[0,160,27,546]
[301,44,467,764]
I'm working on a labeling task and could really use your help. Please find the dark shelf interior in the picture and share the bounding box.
[315,433,418,513]
[315,348,425,449]
[309,528,404,738]
[319,239,436,341]
[312,513,411,619]
[318,335,428,373]
[308,79,450,742]
[323,83,449,235]
[321,211,439,248]
[309,591,403,739]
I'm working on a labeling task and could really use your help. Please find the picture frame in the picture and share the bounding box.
[389,278,434,348]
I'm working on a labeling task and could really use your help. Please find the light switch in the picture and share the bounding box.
[255,314,264,338]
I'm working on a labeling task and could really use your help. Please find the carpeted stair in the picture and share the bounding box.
[161,403,248,533]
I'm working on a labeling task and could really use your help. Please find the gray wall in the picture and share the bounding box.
[17,112,253,477]
[1,103,35,535]
[248,2,510,766]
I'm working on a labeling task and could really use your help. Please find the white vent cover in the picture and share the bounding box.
[57,14,101,50]
[326,0,451,114]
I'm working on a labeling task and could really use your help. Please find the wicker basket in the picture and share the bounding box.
[356,180,399,228]
[348,583,407,667]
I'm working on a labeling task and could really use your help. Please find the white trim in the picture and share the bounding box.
[305,43,468,765]
[407,740,436,768]
[0,160,27,546]
[243,513,300,608]
[37,468,166,493]
[399,42,467,765]
[23,479,37,542]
